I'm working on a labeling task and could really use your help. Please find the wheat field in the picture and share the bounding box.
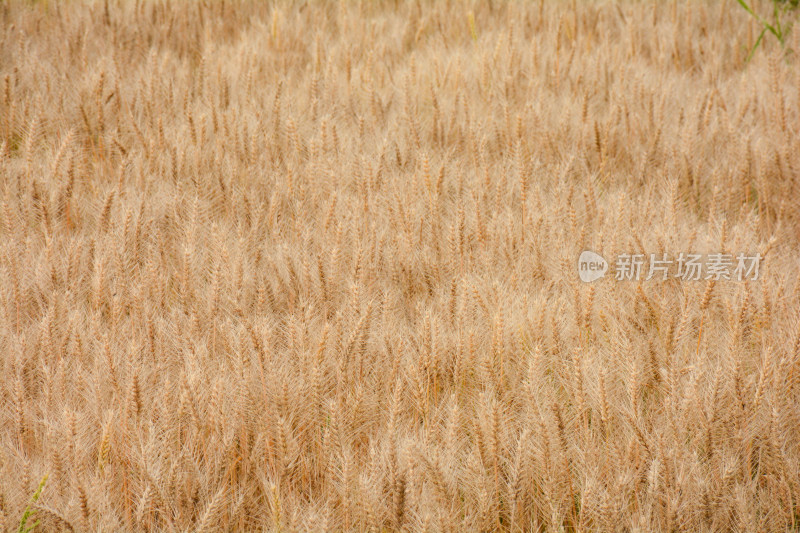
[1,0,800,531]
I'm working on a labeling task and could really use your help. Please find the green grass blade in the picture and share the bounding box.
[735,0,757,17]
[736,0,781,38]
[746,27,769,63]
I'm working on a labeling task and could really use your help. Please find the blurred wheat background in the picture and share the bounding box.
[1,0,800,531]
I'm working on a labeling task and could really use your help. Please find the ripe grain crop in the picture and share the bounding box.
[1,1,800,531]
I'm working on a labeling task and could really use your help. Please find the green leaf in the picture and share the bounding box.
[746,27,769,63]
[17,475,48,533]
[735,0,757,17]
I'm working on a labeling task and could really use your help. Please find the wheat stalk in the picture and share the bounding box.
[0,1,798,530]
